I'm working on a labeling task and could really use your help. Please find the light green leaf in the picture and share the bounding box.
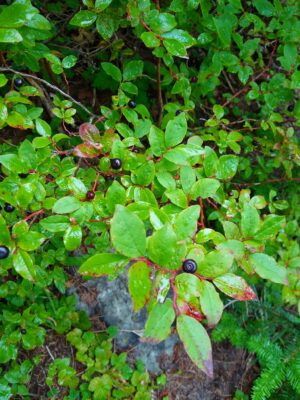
[141,32,160,48]
[40,216,70,232]
[165,113,187,148]
[143,299,175,343]
[63,225,82,251]
[198,249,234,278]
[18,231,45,252]
[69,10,97,27]
[148,224,177,268]
[249,253,288,285]
[110,205,146,258]
[128,261,152,312]
[35,118,52,137]
[191,178,220,200]
[177,315,213,377]
[13,250,35,281]
[79,253,128,276]
[174,205,200,240]
[199,281,223,327]
[216,155,238,180]
[165,188,188,209]
[101,62,122,82]
[52,196,81,214]
[213,273,256,300]
[106,180,126,213]
[241,204,260,237]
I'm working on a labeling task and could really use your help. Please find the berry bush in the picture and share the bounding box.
[0,0,299,398]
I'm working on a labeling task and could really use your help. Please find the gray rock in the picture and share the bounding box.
[73,272,178,373]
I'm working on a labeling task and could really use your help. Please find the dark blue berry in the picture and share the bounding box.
[0,246,9,259]
[183,259,197,273]
[4,203,15,213]
[128,100,137,109]
[110,158,122,170]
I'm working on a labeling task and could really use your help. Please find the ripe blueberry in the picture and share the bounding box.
[110,158,122,170]
[132,147,139,153]
[228,190,234,196]
[128,100,137,109]
[287,104,294,112]
[20,329,26,335]
[86,191,95,200]
[0,245,9,259]
[14,77,24,87]
[19,173,28,178]
[175,110,182,116]
[182,259,197,273]
[190,76,198,83]
[4,203,15,213]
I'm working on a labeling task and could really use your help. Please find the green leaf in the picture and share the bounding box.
[13,250,35,281]
[165,113,187,148]
[190,178,220,200]
[165,188,188,209]
[68,177,87,199]
[79,253,128,276]
[0,215,10,245]
[148,12,177,34]
[123,60,144,81]
[198,249,234,278]
[0,74,8,87]
[213,273,256,300]
[149,125,166,156]
[255,215,285,240]
[110,205,146,258]
[177,315,213,377]
[0,4,28,28]
[175,273,202,300]
[106,180,126,213]
[52,196,81,214]
[35,118,52,137]
[241,204,260,237]
[143,299,175,343]
[95,0,113,12]
[0,154,24,173]
[199,281,223,327]
[69,11,97,27]
[63,225,82,251]
[254,0,275,17]
[128,261,152,312]
[62,55,77,69]
[17,231,45,252]
[162,29,196,47]
[148,224,177,268]
[216,155,238,180]
[174,205,200,240]
[249,253,288,285]
[164,38,187,57]
[140,32,160,48]
[0,28,22,43]
[101,62,122,82]
[134,161,155,186]
[40,216,70,232]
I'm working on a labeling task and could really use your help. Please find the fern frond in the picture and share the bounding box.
[251,364,286,400]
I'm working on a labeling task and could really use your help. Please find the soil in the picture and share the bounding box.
[21,274,258,400]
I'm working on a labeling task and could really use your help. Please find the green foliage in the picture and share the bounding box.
[0,0,299,396]
[213,296,300,400]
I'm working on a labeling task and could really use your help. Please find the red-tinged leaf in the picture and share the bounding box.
[128,261,152,312]
[213,273,256,301]
[73,143,101,158]
[142,299,175,343]
[177,315,213,378]
[79,123,102,148]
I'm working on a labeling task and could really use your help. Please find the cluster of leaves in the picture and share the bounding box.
[212,292,300,400]
[0,0,299,395]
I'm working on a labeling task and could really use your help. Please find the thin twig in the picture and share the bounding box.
[45,345,55,361]
[0,67,97,119]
